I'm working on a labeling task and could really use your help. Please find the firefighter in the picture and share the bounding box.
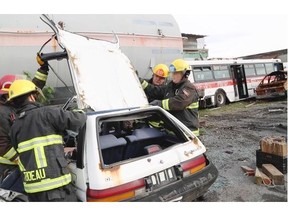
[0,58,51,193]
[141,59,200,136]
[8,79,86,202]
[148,64,169,86]
[146,64,169,102]
[0,75,19,183]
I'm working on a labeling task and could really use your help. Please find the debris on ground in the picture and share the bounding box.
[268,107,287,113]
[257,136,287,174]
[255,167,271,185]
[200,98,287,202]
[259,136,287,157]
[262,164,285,185]
[241,165,255,176]
[245,101,257,108]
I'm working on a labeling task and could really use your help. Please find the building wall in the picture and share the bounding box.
[0,14,183,83]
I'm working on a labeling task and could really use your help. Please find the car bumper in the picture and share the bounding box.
[128,159,218,202]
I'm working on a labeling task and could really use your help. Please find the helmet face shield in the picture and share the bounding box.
[35,87,46,101]
[169,64,177,73]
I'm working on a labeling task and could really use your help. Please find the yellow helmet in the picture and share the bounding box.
[8,79,38,101]
[169,59,191,73]
[153,64,169,78]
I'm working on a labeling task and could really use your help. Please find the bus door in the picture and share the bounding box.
[231,65,248,99]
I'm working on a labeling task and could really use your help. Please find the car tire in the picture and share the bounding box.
[215,90,226,107]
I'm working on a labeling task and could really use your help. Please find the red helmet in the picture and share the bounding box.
[0,75,16,95]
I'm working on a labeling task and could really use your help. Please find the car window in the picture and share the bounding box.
[96,109,188,165]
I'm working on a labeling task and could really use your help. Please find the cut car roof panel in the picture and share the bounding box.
[57,28,148,111]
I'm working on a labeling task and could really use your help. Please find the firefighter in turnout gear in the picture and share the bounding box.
[0,75,19,185]
[8,79,86,202]
[0,60,50,192]
[148,64,169,86]
[141,59,200,136]
[146,64,169,102]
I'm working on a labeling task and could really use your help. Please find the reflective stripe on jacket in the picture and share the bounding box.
[10,103,86,193]
[142,78,199,134]
[0,147,18,165]
[23,173,71,193]
[0,103,18,165]
[32,65,49,90]
[1,66,50,167]
[0,156,17,165]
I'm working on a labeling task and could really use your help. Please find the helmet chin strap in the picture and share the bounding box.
[181,70,190,80]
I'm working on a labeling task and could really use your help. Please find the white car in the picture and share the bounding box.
[8,15,218,202]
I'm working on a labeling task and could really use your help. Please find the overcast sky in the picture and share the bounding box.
[173,14,288,58]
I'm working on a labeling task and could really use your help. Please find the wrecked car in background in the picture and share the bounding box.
[255,71,287,99]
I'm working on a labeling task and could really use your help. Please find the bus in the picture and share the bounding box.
[186,59,284,108]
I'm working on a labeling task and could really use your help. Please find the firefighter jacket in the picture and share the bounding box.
[142,78,199,136]
[0,102,18,165]
[0,66,50,166]
[32,64,49,90]
[145,78,161,103]
[10,102,86,194]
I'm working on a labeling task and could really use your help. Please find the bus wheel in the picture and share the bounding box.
[215,90,226,107]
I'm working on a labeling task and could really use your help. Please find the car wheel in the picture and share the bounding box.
[215,90,226,107]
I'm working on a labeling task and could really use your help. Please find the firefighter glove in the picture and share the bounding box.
[37,53,49,71]
[149,100,162,107]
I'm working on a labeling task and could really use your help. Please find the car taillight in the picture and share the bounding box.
[181,155,206,177]
[87,178,146,202]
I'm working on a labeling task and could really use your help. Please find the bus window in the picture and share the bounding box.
[265,63,274,73]
[255,63,266,75]
[193,66,213,82]
[213,65,230,80]
[244,64,256,76]
[187,59,283,108]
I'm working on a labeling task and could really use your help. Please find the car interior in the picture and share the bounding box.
[98,110,188,165]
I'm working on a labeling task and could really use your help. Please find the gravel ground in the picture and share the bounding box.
[198,97,287,202]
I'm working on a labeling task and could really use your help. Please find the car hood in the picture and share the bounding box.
[56,28,148,111]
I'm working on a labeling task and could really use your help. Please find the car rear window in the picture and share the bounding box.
[96,109,188,165]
